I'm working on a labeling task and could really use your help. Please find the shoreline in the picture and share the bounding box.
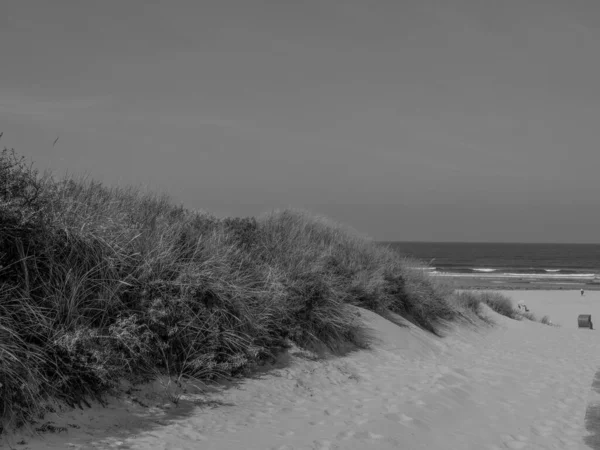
[434,274,600,291]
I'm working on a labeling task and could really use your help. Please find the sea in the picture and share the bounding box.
[383,242,600,280]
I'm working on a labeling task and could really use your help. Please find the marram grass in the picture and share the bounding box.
[0,148,540,433]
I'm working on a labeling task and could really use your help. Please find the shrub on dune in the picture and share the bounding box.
[257,209,456,335]
[450,290,521,321]
[477,291,517,318]
[450,290,556,327]
[540,315,552,325]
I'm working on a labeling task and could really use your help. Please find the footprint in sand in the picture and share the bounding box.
[502,434,529,449]
[310,439,337,450]
[506,441,527,449]
[391,413,431,431]
[385,403,400,413]
[277,430,295,438]
[399,414,413,423]
[354,430,384,440]
[384,412,401,422]
[308,420,327,426]
[530,424,552,437]
[335,430,355,440]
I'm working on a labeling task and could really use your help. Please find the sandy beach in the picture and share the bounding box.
[499,289,600,329]
[4,289,599,450]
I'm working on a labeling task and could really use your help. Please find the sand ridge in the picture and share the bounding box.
[6,291,600,450]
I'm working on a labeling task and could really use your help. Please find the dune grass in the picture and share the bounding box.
[450,290,556,326]
[0,148,466,433]
[475,291,516,318]
[0,148,546,434]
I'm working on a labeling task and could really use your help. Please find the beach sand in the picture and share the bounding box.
[7,290,600,450]
[498,289,600,329]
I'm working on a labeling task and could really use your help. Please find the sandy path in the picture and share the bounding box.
[9,294,600,450]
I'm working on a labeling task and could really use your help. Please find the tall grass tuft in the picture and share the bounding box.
[257,210,457,335]
[450,290,518,319]
[451,290,558,327]
[475,292,517,318]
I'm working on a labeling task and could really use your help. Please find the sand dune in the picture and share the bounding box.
[7,291,600,450]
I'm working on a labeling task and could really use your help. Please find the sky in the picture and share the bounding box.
[2,0,600,243]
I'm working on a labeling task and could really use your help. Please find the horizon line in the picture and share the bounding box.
[377,240,600,245]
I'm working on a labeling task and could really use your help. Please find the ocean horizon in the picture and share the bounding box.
[382,241,600,279]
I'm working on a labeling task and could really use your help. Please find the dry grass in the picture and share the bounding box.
[0,148,526,433]
[450,290,558,327]
[475,292,516,318]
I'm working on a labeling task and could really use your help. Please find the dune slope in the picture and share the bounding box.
[9,301,600,450]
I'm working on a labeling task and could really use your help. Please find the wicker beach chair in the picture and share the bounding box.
[578,314,593,330]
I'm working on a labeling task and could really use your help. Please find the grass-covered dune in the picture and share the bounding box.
[0,148,532,433]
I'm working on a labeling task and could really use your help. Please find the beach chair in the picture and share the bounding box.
[578,314,593,330]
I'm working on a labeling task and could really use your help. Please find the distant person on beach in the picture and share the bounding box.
[581,289,585,296]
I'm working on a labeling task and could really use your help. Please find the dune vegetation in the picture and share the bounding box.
[0,148,537,434]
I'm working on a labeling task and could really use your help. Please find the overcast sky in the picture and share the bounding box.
[2,0,600,242]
